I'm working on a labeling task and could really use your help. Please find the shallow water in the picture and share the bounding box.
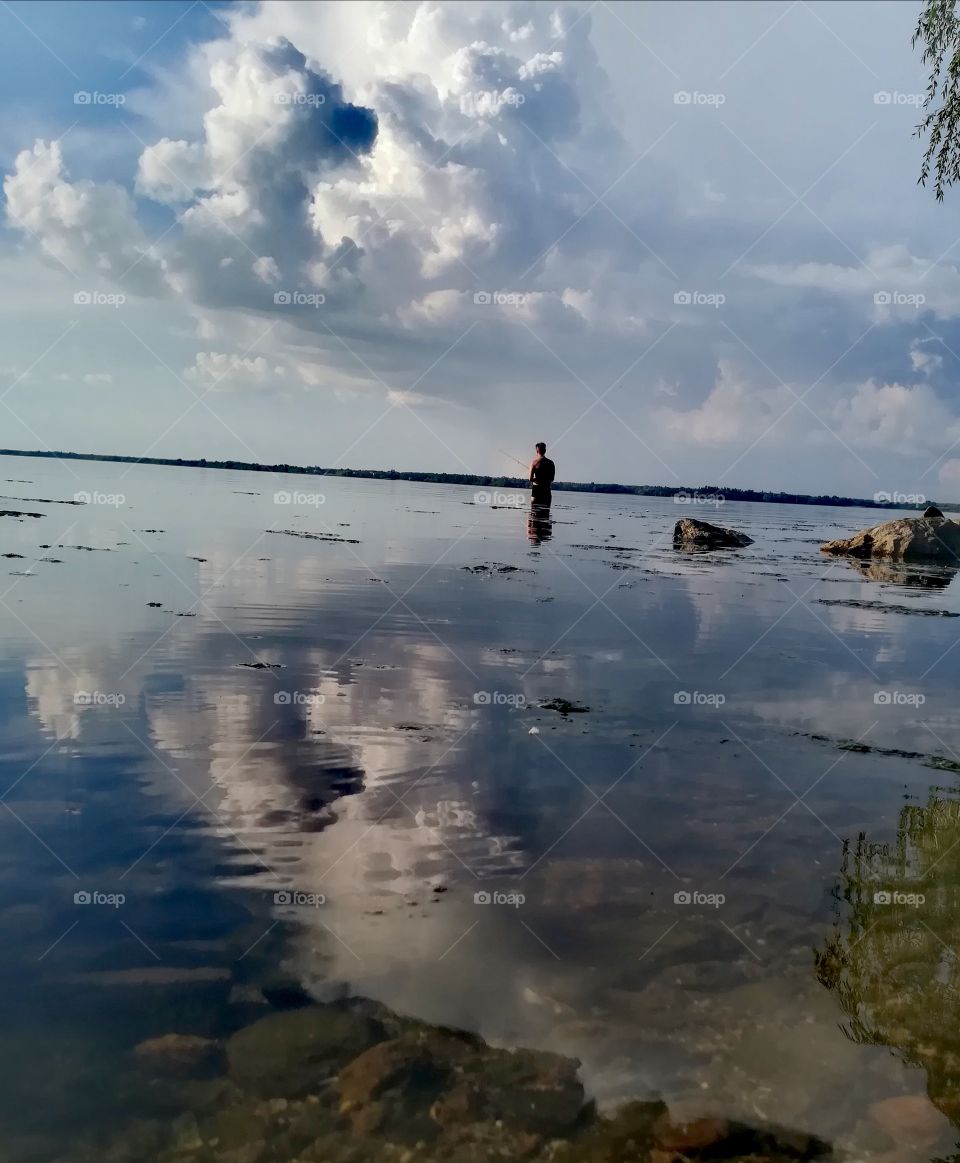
[1,454,959,1160]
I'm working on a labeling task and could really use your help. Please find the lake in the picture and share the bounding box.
[0,453,958,1162]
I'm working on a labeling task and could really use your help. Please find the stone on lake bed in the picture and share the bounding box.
[821,511,960,561]
[226,1005,386,1097]
[133,1033,222,1076]
[337,1028,588,1139]
[673,517,753,550]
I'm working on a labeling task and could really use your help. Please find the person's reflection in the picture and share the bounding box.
[527,501,553,545]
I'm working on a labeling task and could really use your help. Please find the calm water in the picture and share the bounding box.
[1,454,959,1160]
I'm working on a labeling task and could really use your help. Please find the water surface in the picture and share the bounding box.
[1,455,958,1160]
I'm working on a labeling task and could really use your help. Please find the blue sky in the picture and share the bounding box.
[1,0,959,499]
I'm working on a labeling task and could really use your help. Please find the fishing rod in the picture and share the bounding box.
[498,449,528,471]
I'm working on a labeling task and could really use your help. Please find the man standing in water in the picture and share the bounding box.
[529,441,555,507]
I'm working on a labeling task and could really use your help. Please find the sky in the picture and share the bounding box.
[0,0,958,498]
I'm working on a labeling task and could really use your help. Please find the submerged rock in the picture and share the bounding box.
[821,511,960,561]
[133,1033,222,1077]
[673,518,753,550]
[70,996,838,1163]
[226,1005,386,1097]
[554,1099,830,1163]
[336,1026,588,1140]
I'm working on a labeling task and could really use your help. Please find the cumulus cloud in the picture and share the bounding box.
[4,3,634,407]
[830,379,960,454]
[4,140,166,296]
[654,362,796,447]
[185,351,286,390]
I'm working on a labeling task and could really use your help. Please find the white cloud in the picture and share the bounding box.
[655,361,796,447]
[185,351,286,390]
[752,244,960,321]
[830,379,960,454]
[4,140,166,296]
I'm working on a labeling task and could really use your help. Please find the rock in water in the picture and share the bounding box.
[821,513,960,562]
[924,504,945,519]
[673,517,753,550]
[226,1005,386,1097]
[335,1027,588,1140]
[133,1033,222,1076]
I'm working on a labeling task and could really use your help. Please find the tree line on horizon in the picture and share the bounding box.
[0,448,949,512]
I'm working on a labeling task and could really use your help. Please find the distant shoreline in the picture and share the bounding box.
[0,447,947,512]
